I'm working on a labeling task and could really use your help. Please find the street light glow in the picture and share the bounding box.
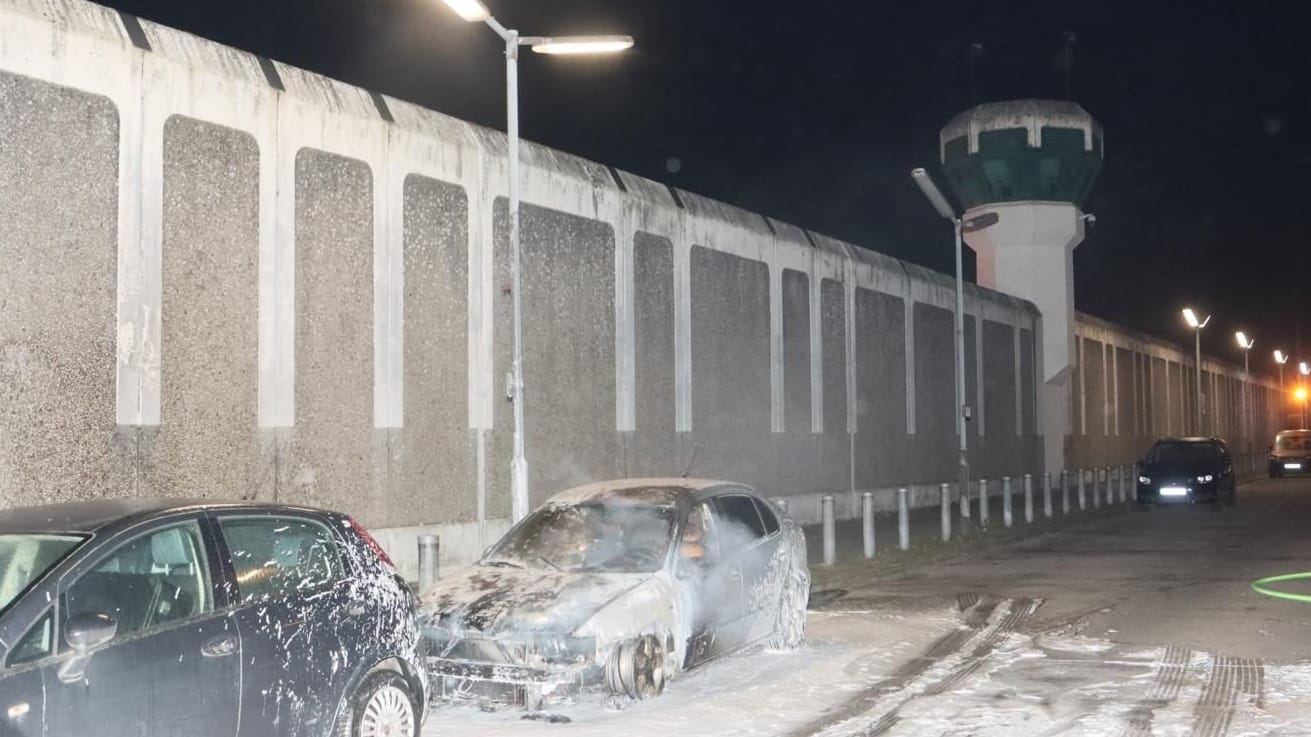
[1302,362,1310,376]
[1181,308,1210,329]
[438,0,490,22]
[1276,349,1288,364]
[1235,331,1253,350]
[530,35,634,55]
[1296,386,1308,402]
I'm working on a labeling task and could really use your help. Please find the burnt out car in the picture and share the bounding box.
[0,499,425,737]
[418,479,809,708]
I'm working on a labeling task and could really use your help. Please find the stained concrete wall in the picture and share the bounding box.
[1068,314,1279,470]
[0,0,1045,572]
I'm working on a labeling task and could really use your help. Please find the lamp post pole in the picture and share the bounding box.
[437,0,633,522]
[911,169,998,516]
[1183,308,1210,436]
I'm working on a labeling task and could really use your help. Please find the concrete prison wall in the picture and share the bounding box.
[1068,314,1281,470]
[2,0,1062,576]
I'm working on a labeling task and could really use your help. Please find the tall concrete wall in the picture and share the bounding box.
[1068,314,1280,469]
[0,0,1047,573]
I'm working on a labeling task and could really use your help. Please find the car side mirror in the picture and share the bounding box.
[65,612,116,652]
[58,612,117,684]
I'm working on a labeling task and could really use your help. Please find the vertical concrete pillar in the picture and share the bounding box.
[897,488,910,550]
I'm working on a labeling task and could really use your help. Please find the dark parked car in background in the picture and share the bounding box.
[1137,437,1236,507]
[1268,429,1311,477]
[0,499,425,737]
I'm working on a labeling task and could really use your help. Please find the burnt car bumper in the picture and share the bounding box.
[425,655,602,706]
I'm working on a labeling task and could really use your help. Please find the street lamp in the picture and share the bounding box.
[1182,308,1210,435]
[439,0,634,522]
[1275,350,1288,428]
[1301,362,1311,428]
[1235,332,1253,450]
[910,167,999,514]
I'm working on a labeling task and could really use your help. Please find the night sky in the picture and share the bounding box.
[102,0,1311,370]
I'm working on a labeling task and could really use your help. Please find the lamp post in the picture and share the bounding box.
[910,168,999,514]
[1275,350,1288,428]
[1301,362,1311,429]
[1236,332,1253,451]
[1182,308,1210,435]
[438,0,634,522]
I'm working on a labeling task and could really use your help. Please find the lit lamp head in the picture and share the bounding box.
[1235,332,1254,351]
[1301,362,1310,377]
[1182,308,1211,330]
[1275,350,1289,365]
[439,0,490,22]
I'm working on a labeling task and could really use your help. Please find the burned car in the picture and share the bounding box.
[418,479,809,707]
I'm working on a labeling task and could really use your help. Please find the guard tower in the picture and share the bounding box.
[938,100,1103,474]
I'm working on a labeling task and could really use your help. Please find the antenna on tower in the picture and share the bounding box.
[969,42,984,101]
[1061,31,1077,99]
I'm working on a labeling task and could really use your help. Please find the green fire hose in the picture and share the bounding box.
[1252,572,1311,604]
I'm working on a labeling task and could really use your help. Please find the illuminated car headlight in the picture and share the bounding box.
[1138,475,1151,484]
[1196,474,1214,483]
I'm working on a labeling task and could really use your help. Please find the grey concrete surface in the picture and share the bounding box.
[817,476,1311,663]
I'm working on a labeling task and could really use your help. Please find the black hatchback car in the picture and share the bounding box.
[0,499,425,737]
[1136,437,1237,507]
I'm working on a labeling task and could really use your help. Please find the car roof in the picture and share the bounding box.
[1276,429,1311,436]
[545,478,747,507]
[0,498,337,535]
[1153,437,1220,445]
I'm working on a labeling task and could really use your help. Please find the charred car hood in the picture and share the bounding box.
[418,565,648,637]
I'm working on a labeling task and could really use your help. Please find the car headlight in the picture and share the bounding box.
[1196,474,1214,483]
[1138,475,1151,484]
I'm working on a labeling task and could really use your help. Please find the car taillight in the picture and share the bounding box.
[349,518,396,570]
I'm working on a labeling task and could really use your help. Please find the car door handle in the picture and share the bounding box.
[201,634,237,659]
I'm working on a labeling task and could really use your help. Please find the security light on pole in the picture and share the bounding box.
[438,0,633,523]
[1275,350,1288,426]
[1236,332,1254,451]
[911,168,999,518]
[1181,308,1210,435]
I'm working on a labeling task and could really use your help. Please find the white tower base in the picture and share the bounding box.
[963,201,1088,476]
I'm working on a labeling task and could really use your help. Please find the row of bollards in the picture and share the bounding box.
[816,464,1139,565]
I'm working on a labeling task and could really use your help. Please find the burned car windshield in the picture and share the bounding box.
[485,502,676,574]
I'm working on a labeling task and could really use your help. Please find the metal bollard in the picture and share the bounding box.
[978,479,990,525]
[1061,470,1071,515]
[897,488,910,551]
[1002,476,1014,528]
[1092,469,1102,508]
[1043,471,1054,518]
[418,534,440,594]
[1105,467,1115,506]
[1117,466,1127,504]
[1077,469,1087,511]
[940,483,952,542]
[1024,474,1034,524]
[862,491,875,559]
[960,480,971,522]
[822,494,836,566]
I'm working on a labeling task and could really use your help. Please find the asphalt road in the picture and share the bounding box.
[424,476,1311,736]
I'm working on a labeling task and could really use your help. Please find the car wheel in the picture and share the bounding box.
[767,569,808,651]
[606,633,666,700]
[336,671,418,737]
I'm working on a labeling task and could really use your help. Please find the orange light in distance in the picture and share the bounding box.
[1296,387,1308,403]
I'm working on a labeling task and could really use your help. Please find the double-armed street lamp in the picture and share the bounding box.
[910,168,999,512]
[1182,308,1211,435]
[438,0,634,522]
[1235,332,1254,449]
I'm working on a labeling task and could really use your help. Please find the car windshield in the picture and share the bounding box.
[485,503,676,574]
[1276,434,1311,451]
[0,533,86,615]
[1146,443,1218,468]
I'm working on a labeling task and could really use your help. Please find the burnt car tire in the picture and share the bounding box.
[766,569,808,651]
[335,671,419,737]
[606,634,666,700]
